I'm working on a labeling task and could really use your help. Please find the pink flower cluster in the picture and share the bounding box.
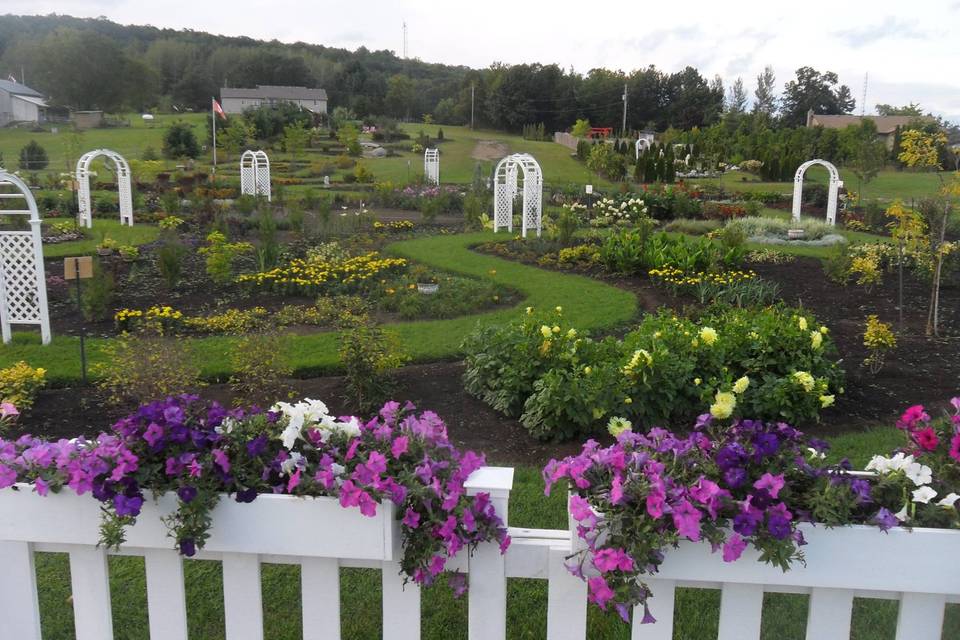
[897,399,960,461]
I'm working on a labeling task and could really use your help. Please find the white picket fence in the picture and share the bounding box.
[1,466,958,640]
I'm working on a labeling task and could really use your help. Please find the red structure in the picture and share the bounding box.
[586,127,613,139]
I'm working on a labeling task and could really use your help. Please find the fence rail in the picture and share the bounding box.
[1,466,958,640]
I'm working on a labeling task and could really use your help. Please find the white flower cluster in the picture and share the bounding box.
[594,197,648,221]
[271,398,362,450]
[865,452,959,520]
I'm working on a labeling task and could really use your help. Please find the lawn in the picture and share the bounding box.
[0,113,208,174]
[28,426,960,639]
[41,219,161,258]
[698,167,948,202]
[0,231,638,384]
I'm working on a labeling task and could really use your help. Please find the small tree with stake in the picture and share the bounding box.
[897,129,957,337]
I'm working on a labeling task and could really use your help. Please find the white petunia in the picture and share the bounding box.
[912,486,937,504]
[280,451,304,476]
[865,455,892,474]
[905,462,933,487]
[806,447,826,461]
[888,452,915,472]
[937,493,960,507]
[893,505,910,522]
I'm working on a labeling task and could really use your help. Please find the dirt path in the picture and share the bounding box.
[471,140,509,162]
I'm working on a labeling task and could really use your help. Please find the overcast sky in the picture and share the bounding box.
[7,0,960,120]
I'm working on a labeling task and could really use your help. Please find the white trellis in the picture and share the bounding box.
[424,148,439,185]
[793,159,843,226]
[0,171,51,345]
[76,149,134,228]
[493,153,543,238]
[240,150,272,201]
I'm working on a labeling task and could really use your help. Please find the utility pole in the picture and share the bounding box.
[470,83,475,130]
[403,22,408,58]
[621,83,628,137]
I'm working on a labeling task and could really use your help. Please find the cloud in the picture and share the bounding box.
[834,17,929,47]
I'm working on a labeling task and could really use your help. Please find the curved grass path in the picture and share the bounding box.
[1,232,638,385]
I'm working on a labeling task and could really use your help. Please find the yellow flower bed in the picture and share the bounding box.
[0,361,46,411]
[237,252,407,295]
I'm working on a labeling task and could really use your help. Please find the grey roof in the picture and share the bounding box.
[808,113,935,135]
[0,79,43,97]
[221,85,327,101]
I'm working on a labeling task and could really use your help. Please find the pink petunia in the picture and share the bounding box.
[753,473,785,499]
[722,534,748,562]
[592,548,634,573]
[286,469,301,492]
[913,427,939,452]
[211,449,230,473]
[587,576,615,609]
[672,499,702,541]
[402,508,420,528]
[391,436,409,459]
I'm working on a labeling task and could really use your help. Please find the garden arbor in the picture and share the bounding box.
[0,171,51,345]
[424,148,439,185]
[793,159,842,226]
[493,153,543,238]
[76,149,134,228]
[240,150,271,201]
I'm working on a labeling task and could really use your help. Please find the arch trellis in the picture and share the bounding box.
[76,149,133,228]
[424,148,439,185]
[493,153,543,238]
[240,150,272,201]
[635,138,652,160]
[0,171,51,345]
[793,159,842,226]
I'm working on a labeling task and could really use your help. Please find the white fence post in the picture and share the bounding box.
[631,578,675,640]
[465,466,515,640]
[0,541,41,640]
[895,592,947,640]
[547,545,586,639]
[805,587,853,640]
[69,547,114,640]
[302,557,341,640]
[382,561,420,640]
[144,549,189,640]
[222,552,264,640]
[718,582,763,640]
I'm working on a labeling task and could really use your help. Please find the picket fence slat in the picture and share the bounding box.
[144,549,189,640]
[546,545,586,639]
[302,557,341,640]
[805,587,853,640]
[631,579,675,640]
[0,540,41,640]
[382,560,420,640]
[718,582,763,640]
[69,547,113,640]
[222,552,264,640]
[896,592,947,640]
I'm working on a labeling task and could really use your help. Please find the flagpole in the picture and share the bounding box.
[211,97,217,175]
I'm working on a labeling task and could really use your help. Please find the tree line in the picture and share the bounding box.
[0,14,868,133]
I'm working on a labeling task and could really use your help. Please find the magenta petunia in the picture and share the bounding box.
[722,534,748,562]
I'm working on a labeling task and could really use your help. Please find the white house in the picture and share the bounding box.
[0,79,48,126]
[219,85,327,115]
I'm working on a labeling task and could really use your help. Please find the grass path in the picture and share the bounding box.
[42,219,161,258]
[1,232,637,384]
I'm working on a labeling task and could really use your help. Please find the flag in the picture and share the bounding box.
[212,98,227,120]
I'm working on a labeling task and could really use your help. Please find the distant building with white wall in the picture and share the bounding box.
[0,80,48,126]
[220,85,327,115]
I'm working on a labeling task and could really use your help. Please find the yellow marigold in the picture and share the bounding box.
[810,331,823,350]
[540,325,552,339]
[798,317,808,331]
[732,376,750,394]
[607,416,633,437]
[710,391,736,419]
[819,395,835,408]
[792,371,816,392]
[699,327,718,346]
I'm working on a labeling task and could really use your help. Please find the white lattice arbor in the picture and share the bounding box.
[493,153,543,238]
[0,171,51,345]
[634,137,652,159]
[76,149,133,228]
[240,150,272,201]
[424,148,439,185]
[793,159,843,226]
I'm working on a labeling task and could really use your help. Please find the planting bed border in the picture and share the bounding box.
[0,232,638,385]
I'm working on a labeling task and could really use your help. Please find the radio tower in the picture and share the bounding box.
[861,72,868,116]
[402,21,408,58]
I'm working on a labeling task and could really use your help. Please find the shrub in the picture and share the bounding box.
[18,140,48,171]
[95,330,204,406]
[81,262,115,321]
[725,216,836,241]
[229,332,293,402]
[863,315,896,374]
[157,239,187,289]
[199,231,254,285]
[162,121,200,159]
[462,305,843,440]
[553,206,579,245]
[0,362,46,412]
[663,218,721,235]
[337,315,405,413]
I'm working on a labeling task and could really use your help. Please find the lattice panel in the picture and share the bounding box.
[0,233,41,323]
[256,166,272,200]
[494,183,512,232]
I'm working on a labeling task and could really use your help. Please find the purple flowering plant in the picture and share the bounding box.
[0,395,509,589]
[543,412,888,623]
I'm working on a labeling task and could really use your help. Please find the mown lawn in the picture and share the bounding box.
[41,219,161,258]
[0,231,637,384]
[29,429,960,639]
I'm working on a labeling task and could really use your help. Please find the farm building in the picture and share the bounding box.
[220,85,327,115]
[805,110,936,150]
[0,79,49,126]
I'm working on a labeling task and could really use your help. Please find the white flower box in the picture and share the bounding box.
[417,283,439,294]
[0,484,400,561]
